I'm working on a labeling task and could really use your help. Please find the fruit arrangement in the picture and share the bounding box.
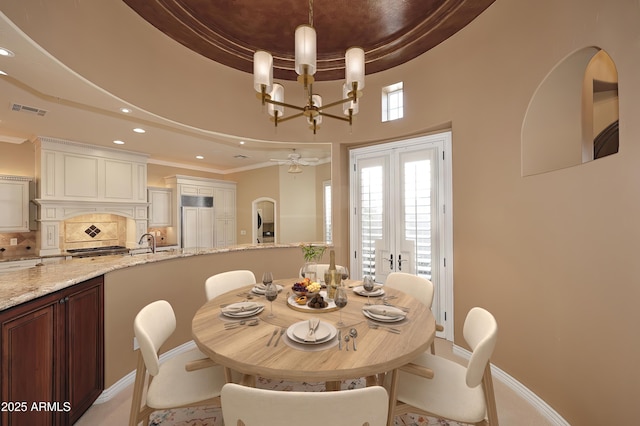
[306,281,321,293]
[292,277,311,293]
[292,277,321,296]
[307,294,328,309]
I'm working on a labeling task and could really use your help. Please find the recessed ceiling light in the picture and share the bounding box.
[133,128,145,133]
[0,70,6,76]
[0,48,15,57]
[196,155,204,160]
[120,107,132,113]
[239,141,245,145]
[113,140,125,145]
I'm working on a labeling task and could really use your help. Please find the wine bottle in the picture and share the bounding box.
[326,249,341,299]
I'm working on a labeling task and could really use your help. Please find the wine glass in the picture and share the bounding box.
[340,266,349,281]
[263,272,277,317]
[362,275,375,305]
[334,285,348,327]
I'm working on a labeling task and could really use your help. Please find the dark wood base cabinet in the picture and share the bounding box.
[0,276,104,425]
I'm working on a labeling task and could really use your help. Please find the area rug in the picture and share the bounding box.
[149,377,469,426]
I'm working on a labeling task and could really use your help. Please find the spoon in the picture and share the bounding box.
[344,335,350,351]
[349,328,358,351]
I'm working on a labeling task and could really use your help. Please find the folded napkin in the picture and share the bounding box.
[221,302,260,314]
[253,284,281,294]
[363,305,405,318]
[305,317,321,342]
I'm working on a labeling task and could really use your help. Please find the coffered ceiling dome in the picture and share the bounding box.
[123,0,495,81]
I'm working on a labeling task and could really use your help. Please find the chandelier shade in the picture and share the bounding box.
[307,94,323,129]
[345,47,365,90]
[253,50,273,93]
[294,25,317,76]
[268,83,285,117]
[343,83,358,116]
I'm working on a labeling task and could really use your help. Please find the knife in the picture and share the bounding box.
[338,330,342,350]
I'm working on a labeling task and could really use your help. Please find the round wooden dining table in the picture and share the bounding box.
[192,278,436,426]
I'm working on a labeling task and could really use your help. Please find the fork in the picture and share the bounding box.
[266,328,279,346]
[274,327,286,346]
[367,322,402,334]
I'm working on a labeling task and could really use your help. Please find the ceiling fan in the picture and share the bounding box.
[269,150,318,173]
[270,149,318,166]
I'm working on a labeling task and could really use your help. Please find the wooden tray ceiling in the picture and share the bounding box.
[124,0,495,81]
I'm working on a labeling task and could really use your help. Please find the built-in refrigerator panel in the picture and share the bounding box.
[181,195,214,248]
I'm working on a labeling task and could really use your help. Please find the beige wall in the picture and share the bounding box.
[147,163,225,187]
[382,1,638,424]
[0,141,35,176]
[228,163,330,245]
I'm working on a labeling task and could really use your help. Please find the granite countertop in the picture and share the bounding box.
[0,243,303,311]
[0,252,51,262]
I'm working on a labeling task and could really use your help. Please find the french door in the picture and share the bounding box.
[349,132,453,339]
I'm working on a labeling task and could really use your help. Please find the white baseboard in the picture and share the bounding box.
[94,340,197,404]
[452,344,569,426]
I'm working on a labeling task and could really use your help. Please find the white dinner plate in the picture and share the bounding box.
[352,285,385,297]
[362,309,405,323]
[252,284,284,295]
[221,302,265,318]
[287,320,337,344]
[223,307,264,318]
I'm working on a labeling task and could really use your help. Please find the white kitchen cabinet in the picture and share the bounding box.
[214,185,236,247]
[215,217,236,247]
[180,184,214,197]
[35,137,147,203]
[148,187,172,227]
[0,175,34,232]
[182,206,214,248]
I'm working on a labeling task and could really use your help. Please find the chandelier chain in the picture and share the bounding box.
[308,0,313,27]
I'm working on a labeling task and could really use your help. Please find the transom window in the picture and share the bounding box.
[382,82,404,122]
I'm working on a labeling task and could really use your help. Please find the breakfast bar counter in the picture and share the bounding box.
[0,243,304,311]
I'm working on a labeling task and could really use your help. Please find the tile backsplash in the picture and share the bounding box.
[1,213,170,257]
[0,231,37,257]
[63,214,127,250]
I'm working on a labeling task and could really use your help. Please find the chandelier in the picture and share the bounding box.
[253,0,365,134]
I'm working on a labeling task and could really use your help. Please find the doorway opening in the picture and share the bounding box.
[349,131,453,341]
[252,198,277,244]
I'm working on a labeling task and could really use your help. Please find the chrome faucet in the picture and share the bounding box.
[138,233,156,254]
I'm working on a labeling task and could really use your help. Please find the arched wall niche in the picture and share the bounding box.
[522,47,619,176]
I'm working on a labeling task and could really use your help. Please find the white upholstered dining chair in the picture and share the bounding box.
[205,269,256,301]
[221,383,389,426]
[129,300,226,426]
[384,272,443,353]
[392,307,499,425]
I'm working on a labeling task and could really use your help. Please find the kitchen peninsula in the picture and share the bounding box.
[0,243,308,424]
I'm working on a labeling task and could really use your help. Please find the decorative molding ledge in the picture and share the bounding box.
[452,344,570,426]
